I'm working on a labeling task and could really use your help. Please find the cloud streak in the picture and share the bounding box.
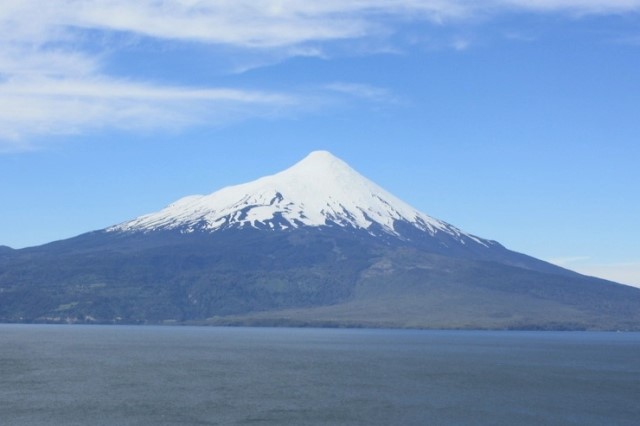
[502,0,640,13]
[1,0,639,148]
[0,76,295,147]
[325,82,397,103]
[3,1,639,61]
[0,1,470,48]
[573,262,640,289]
[5,1,639,49]
[548,256,640,289]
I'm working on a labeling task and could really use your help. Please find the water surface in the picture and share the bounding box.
[1,325,639,425]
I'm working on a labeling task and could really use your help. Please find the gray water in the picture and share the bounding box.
[1,325,639,425]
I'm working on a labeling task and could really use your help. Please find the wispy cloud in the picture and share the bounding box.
[548,256,640,288]
[501,0,640,14]
[548,256,592,265]
[6,1,638,49]
[325,82,397,103]
[1,0,639,148]
[0,1,471,48]
[0,76,295,147]
[574,262,640,289]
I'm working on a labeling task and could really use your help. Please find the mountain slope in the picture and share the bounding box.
[105,150,572,275]
[109,151,471,239]
[1,151,639,329]
[108,150,498,263]
[215,248,640,330]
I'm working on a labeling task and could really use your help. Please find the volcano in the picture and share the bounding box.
[1,151,639,329]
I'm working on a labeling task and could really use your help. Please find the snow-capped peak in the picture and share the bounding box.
[108,150,488,246]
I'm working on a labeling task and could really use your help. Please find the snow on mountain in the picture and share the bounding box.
[108,151,489,246]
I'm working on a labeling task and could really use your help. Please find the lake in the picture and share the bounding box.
[1,325,639,425]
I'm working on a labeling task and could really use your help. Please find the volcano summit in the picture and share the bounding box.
[110,150,480,242]
[1,151,639,329]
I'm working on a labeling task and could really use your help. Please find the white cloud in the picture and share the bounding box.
[451,37,472,50]
[573,262,640,289]
[548,256,592,265]
[325,82,396,103]
[548,257,640,289]
[501,0,640,13]
[4,1,636,51]
[1,0,639,147]
[0,75,295,147]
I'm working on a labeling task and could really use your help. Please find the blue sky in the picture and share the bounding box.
[1,1,639,287]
